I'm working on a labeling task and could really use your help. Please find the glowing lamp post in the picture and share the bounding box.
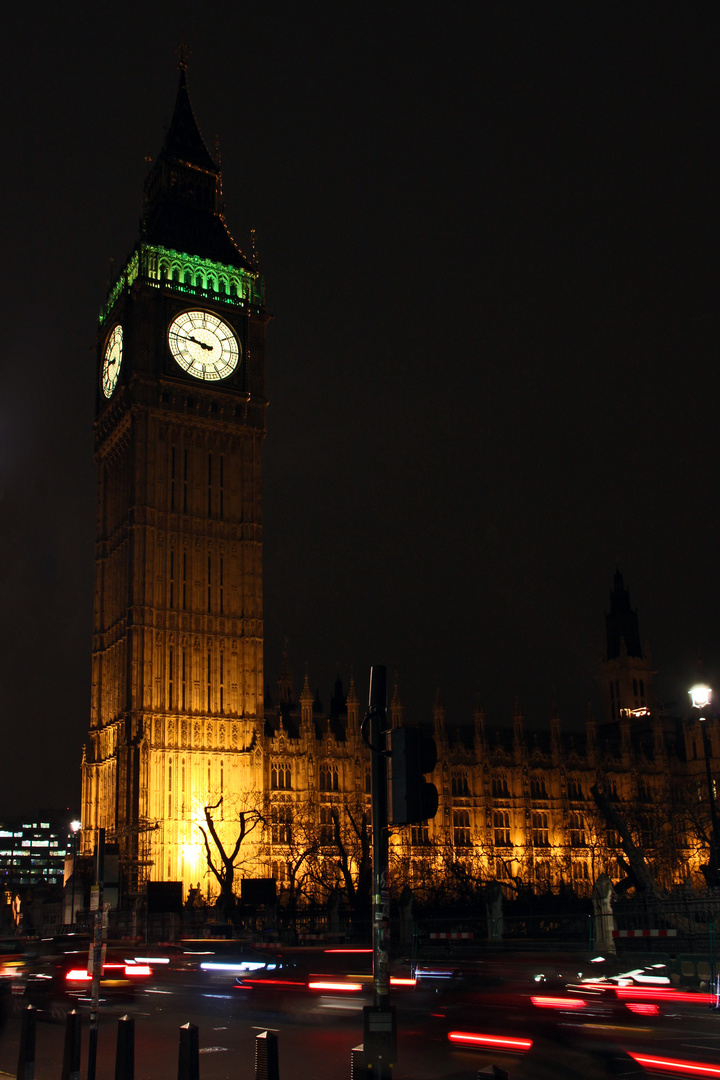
[69,820,81,926]
[689,685,720,883]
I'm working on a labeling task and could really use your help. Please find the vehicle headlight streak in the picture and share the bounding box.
[200,961,266,972]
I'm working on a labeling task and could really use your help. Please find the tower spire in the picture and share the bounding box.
[141,63,252,270]
[177,38,189,72]
[606,568,642,660]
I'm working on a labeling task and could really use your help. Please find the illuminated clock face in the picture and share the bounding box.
[102,325,123,398]
[167,310,240,381]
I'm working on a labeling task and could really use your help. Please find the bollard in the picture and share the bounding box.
[16,1005,36,1080]
[115,1014,135,1080]
[177,1022,200,1080]
[61,1010,82,1080]
[255,1030,279,1080]
[350,1044,372,1079]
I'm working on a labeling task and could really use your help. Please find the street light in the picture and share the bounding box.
[689,685,720,884]
[69,820,81,926]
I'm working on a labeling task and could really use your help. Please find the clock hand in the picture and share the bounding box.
[177,331,214,351]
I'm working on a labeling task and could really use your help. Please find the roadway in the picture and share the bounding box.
[1,956,720,1078]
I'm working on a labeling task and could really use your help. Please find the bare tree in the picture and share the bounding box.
[651,773,717,888]
[266,798,320,933]
[197,796,265,921]
[307,797,372,926]
[332,802,372,922]
[590,784,657,895]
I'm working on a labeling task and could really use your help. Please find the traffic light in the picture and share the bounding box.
[388,727,439,826]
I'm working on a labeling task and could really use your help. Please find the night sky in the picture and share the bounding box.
[1,5,718,815]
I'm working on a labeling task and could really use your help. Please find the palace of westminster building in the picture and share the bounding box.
[80,66,717,904]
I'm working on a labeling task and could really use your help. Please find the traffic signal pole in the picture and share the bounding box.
[368,665,390,1007]
[359,666,397,1078]
[356,666,439,1076]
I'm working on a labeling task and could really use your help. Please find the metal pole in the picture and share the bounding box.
[70,832,76,928]
[355,667,397,1079]
[699,720,720,1001]
[369,665,389,1007]
[700,720,720,871]
[87,828,106,1080]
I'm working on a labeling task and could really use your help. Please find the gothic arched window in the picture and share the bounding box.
[319,763,339,792]
[272,762,291,790]
[569,812,585,847]
[493,810,511,847]
[492,775,510,798]
[271,805,292,844]
[320,805,334,845]
[531,811,549,846]
[451,770,470,797]
[453,809,471,847]
[530,776,548,800]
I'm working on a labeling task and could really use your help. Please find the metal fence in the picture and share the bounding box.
[613,888,720,956]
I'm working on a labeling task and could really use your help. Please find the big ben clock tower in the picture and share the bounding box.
[81,62,268,894]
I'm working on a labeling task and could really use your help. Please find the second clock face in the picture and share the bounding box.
[102,324,123,398]
[168,310,240,381]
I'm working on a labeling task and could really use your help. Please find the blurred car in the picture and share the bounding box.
[124,942,210,977]
[12,949,152,1022]
[234,947,417,1018]
[409,953,675,1043]
[566,960,719,1021]
[0,938,28,979]
[435,953,717,1065]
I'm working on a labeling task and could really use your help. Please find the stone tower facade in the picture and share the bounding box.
[81,65,268,892]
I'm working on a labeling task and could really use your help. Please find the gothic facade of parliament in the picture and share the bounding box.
[80,69,716,904]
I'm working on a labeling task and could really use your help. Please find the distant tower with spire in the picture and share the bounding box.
[600,570,655,724]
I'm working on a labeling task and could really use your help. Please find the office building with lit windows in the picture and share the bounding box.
[0,817,71,887]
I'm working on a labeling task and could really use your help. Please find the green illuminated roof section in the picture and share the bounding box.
[99,243,264,326]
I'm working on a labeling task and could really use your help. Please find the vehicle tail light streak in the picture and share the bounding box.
[615,986,716,1005]
[240,974,412,992]
[624,1002,660,1015]
[579,982,717,1006]
[531,995,588,1009]
[65,964,152,982]
[323,949,373,954]
[629,1052,720,1077]
[448,1032,533,1052]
